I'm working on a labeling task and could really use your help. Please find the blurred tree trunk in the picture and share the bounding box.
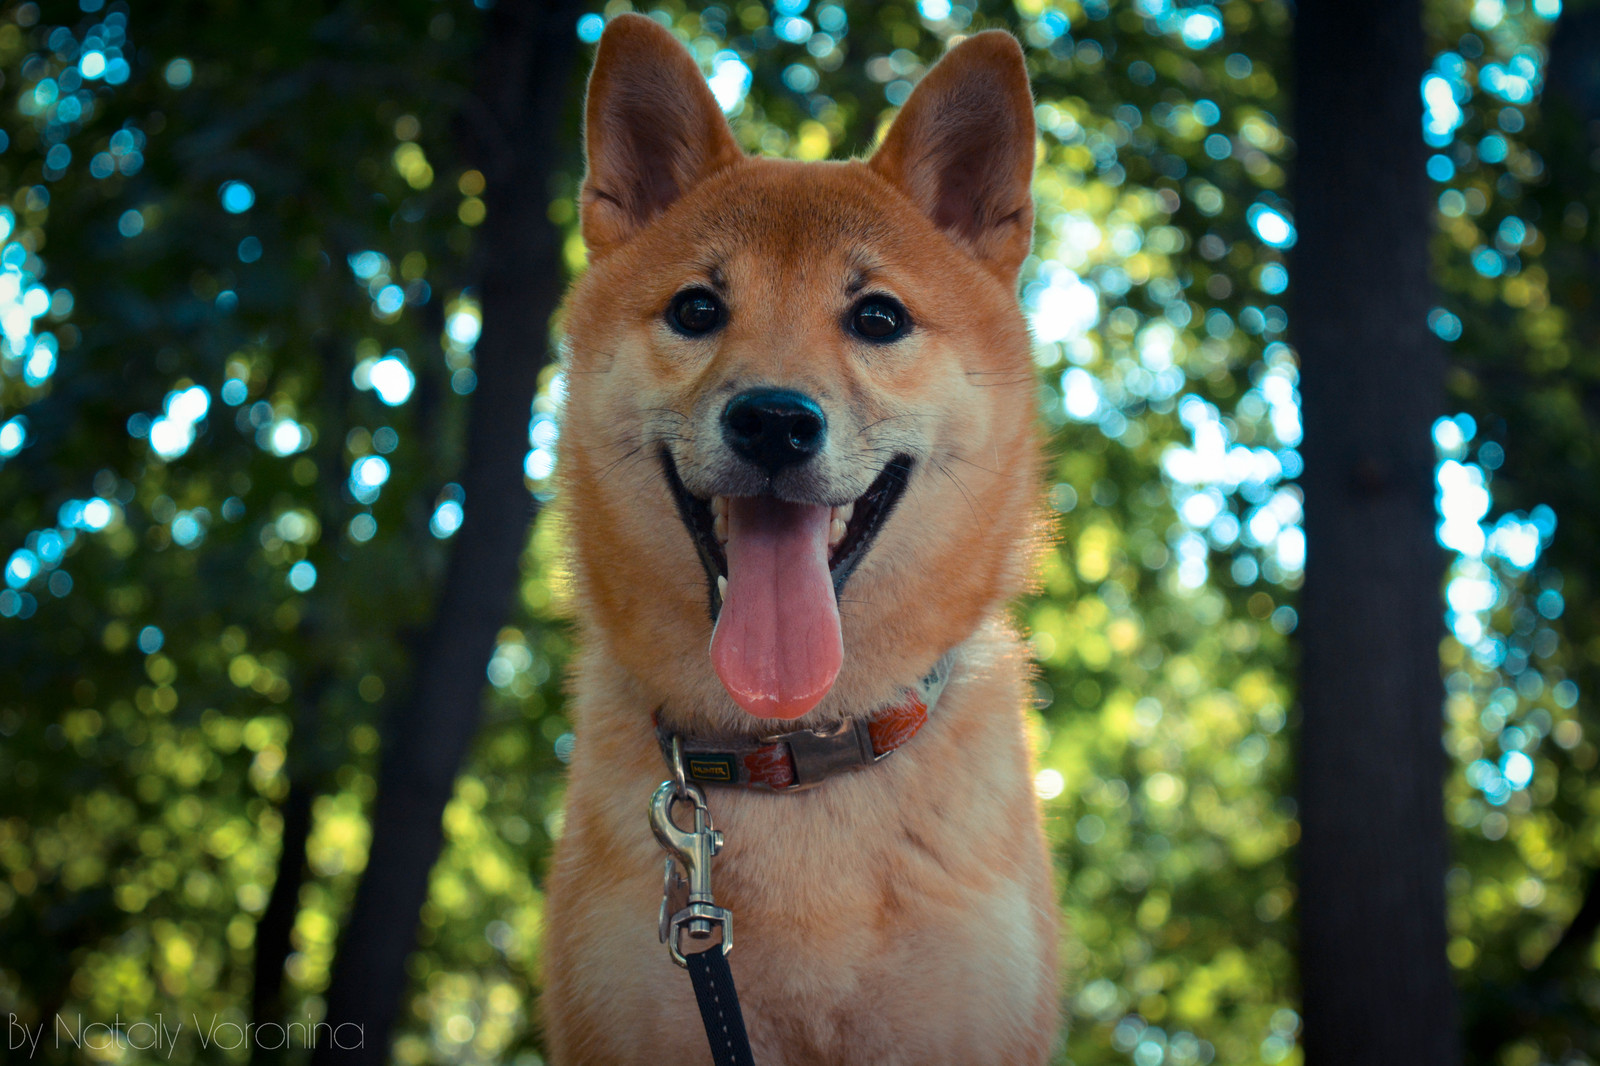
[254,333,348,1064]
[1292,1,1459,1062]
[251,780,313,1061]
[313,2,585,1062]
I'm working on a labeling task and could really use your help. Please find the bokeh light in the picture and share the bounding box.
[218,179,254,213]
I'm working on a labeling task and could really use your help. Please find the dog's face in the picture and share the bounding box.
[560,16,1041,729]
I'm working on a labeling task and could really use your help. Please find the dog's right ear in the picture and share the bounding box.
[581,14,743,254]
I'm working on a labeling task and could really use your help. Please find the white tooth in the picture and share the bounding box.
[717,575,728,601]
[711,496,728,517]
[836,501,855,524]
[713,514,729,543]
[829,516,847,546]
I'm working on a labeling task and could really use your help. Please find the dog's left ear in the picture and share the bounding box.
[580,13,745,255]
[869,32,1036,283]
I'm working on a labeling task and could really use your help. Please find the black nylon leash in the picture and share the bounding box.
[649,742,757,1065]
[685,946,755,1066]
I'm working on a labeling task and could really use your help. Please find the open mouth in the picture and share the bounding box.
[661,448,913,721]
[660,449,914,615]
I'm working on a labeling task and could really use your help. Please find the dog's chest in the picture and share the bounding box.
[542,642,1059,1063]
[578,840,1049,1064]
[732,871,1047,1055]
[642,783,1051,1060]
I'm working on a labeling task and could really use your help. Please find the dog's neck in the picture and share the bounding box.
[652,652,956,792]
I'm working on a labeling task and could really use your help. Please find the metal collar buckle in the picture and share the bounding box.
[651,737,733,967]
[770,715,886,790]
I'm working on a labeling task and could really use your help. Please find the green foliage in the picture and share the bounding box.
[0,0,516,1058]
[1421,1,1600,1062]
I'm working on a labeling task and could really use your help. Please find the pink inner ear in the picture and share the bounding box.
[596,106,690,225]
[903,98,1033,271]
[929,137,1011,245]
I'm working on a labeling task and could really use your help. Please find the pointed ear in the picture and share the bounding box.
[869,32,1036,282]
[580,14,744,254]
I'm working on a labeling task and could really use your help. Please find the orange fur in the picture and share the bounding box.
[543,16,1059,1062]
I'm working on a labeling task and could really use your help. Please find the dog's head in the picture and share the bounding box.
[560,14,1041,728]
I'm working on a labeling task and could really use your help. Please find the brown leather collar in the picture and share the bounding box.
[655,655,955,792]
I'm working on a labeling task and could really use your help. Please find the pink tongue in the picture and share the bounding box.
[710,497,843,720]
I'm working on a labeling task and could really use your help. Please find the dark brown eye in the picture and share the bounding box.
[669,289,724,335]
[850,297,908,342]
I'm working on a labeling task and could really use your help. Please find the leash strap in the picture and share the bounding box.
[686,946,755,1066]
[650,758,755,1063]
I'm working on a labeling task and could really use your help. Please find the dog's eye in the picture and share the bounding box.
[850,297,908,342]
[669,289,724,335]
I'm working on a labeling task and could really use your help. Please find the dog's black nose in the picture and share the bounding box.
[722,388,827,473]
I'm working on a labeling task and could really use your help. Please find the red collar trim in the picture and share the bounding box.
[653,655,954,792]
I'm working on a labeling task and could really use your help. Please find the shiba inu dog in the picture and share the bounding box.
[542,14,1059,1063]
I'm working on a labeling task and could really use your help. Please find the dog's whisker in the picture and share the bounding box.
[855,413,910,436]
[934,458,982,524]
[596,445,648,482]
[949,453,1005,476]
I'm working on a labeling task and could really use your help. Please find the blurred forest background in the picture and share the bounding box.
[2,0,1599,1063]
